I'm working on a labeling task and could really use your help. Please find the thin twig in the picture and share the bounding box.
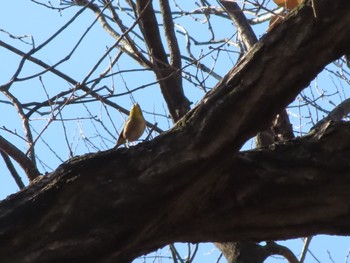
[299,236,312,263]
[0,40,163,134]
[2,90,37,165]
[0,150,25,190]
[0,2,89,91]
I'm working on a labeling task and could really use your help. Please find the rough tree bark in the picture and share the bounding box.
[1,0,350,262]
[218,2,296,262]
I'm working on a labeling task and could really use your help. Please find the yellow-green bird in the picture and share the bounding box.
[115,103,146,148]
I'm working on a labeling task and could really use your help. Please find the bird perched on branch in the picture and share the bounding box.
[115,103,146,148]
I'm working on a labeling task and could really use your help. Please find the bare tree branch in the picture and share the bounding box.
[75,0,150,67]
[159,0,181,70]
[0,3,88,91]
[1,90,37,166]
[136,0,190,122]
[299,236,313,263]
[312,98,350,130]
[0,40,163,135]
[1,1,350,263]
[265,242,300,263]
[0,151,25,190]
[0,136,40,181]
[220,0,257,50]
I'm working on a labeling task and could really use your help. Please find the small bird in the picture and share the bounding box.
[115,103,146,148]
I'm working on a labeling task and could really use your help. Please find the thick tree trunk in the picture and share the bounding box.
[1,0,350,262]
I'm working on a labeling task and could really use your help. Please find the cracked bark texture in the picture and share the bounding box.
[1,0,350,262]
[218,2,295,262]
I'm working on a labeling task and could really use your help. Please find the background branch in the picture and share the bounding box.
[0,136,40,181]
